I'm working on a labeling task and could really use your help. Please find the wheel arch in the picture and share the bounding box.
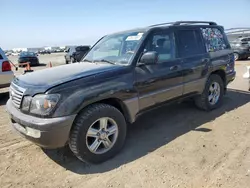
[210,69,226,92]
[77,97,133,124]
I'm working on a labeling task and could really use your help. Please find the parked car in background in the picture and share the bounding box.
[18,52,39,67]
[5,51,12,56]
[229,37,250,60]
[65,45,90,64]
[0,48,14,88]
[6,21,235,164]
[11,52,20,56]
[38,50,51,55]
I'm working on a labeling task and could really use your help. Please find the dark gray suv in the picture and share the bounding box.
[229,37,250,60]
[6,21,235,164]
[65,45,90,64]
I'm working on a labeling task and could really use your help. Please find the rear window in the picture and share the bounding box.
[176,30,204,57]
[241,38,250,42]
[201,28,229,52]
[20,52,36,57]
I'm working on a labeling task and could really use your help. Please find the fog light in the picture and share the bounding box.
[26,127,41,138]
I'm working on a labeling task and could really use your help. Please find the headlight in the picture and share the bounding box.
[29,94,60,116]
[21,96,32,112]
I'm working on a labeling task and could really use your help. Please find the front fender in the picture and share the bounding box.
[51,73,138,120]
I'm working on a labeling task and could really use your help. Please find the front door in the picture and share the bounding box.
[134,30,183,110]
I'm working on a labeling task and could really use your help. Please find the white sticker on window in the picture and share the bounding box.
[126,35,142,41]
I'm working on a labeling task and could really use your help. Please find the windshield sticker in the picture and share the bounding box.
[126,35,142,41]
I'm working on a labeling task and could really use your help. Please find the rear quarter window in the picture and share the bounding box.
[200,28,229,52]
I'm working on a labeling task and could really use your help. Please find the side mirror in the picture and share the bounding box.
[139,51,158,65]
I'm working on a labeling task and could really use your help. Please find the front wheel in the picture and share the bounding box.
[69,104,127,164]
[234,53,239,61]
[195,74,224,111]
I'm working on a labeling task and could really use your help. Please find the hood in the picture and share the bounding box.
[15,62,121,87]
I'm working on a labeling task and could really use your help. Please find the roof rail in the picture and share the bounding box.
[173,21,217,26]
[149,21,217,27]
[149,22,176,27]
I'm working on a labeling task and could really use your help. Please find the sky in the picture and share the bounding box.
[1,0,250,50]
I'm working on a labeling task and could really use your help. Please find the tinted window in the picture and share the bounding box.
[241,38,250,42]
[20,52,36,57]
[200,28,228,52]
[177,30,203,57]
[76,46,90,52]
[144,32,175,62]
[70,47,76,52]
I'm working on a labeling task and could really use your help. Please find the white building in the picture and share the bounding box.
[12,48,28,52]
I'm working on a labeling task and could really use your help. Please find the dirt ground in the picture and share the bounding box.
[0,54,250,188]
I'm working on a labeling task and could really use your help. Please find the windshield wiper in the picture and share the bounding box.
[94,59,116,65]
[82,59,92,62]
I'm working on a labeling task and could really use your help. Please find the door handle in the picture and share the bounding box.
[170,65,181,71]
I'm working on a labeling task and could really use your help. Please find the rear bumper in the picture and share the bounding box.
[0,83,10,89]
[19,59,39,65]
[0,72,14,88]
[6,99,76,149]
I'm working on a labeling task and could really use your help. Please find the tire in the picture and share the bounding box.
[234,53,239,61]
[70,57,75,64]
[195,74,224,111]
[66,60,68,64]
[69,104,127,164]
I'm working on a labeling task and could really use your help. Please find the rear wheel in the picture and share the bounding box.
[69,104,127,164]
[195,74,224,111]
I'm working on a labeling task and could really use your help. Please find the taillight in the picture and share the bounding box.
[2,61,11,72]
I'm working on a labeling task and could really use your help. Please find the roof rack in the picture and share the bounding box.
[149,21,217,27]
[173,21,217,26]
[149,22,176,27]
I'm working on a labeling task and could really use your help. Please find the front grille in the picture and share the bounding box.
[9,83,25,108]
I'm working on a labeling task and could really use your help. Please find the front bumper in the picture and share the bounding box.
[237,49,250,57]
[226,71,236,85]
[6,99,76,149]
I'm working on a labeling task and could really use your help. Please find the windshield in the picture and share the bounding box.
[83,31,145,65]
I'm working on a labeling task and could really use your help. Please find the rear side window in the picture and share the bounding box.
[176,30,204,58]
[201,28,228,52]
[0,54,3,59]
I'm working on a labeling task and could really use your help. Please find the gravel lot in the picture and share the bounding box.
[0,54,250,188]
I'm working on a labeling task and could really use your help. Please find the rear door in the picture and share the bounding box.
[175,28,210,95]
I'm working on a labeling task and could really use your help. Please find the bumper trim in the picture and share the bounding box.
[6,99,76,149]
